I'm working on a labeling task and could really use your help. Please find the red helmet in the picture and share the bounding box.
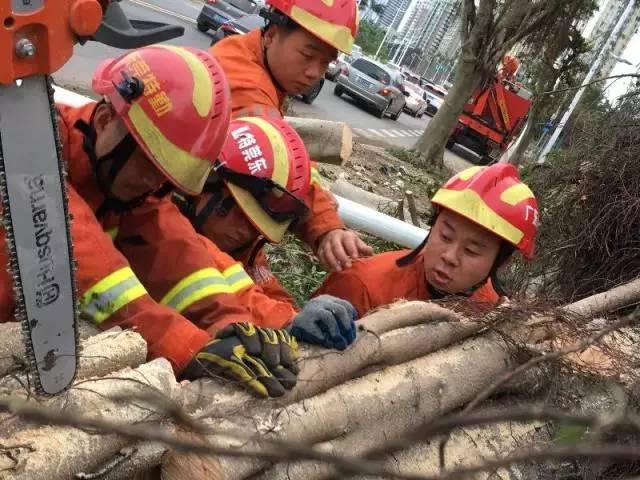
[265,0,359,54]
[92,45,231,195]
[216,116,311,242]
[431,164,539,259]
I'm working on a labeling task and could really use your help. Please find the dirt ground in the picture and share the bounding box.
[317,142,448,223]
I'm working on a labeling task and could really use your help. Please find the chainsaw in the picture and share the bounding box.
[0,0,183,395]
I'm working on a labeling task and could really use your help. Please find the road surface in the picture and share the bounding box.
[54,0,474,168]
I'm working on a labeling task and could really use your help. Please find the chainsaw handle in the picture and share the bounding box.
[92,0,184,49]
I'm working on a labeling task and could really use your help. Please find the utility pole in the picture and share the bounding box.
[538,0,637,164]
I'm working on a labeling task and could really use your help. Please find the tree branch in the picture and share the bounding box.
[542,74,640,95]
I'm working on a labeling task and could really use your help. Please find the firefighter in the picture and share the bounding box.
[206,0,372,308]
[180,116,358,350]
[0,46,299,398]
[314,165,539,324]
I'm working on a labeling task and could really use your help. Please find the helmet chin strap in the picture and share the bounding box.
[75,106,155,218]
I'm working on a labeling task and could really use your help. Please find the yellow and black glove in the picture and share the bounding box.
[182,335,286,398]
[182,323,300,398]
[218,323,300,390]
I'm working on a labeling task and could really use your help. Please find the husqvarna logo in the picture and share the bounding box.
[26,174,60,307]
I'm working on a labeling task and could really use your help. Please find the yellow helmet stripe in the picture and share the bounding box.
[432,188,524,246]
[241,117,290,187]
[500,183,535,206]
[457,166,484,181]
[291,5,355,54]
[128,103,211,194]
[157,45,213,118]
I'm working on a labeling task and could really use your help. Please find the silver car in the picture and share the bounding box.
[334,57,406,120]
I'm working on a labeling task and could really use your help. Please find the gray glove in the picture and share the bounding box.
[290,295,358,350]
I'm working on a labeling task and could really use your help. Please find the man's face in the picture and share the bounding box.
[264,25,337,95]
[422,209,502,294]
[93,104,167,201]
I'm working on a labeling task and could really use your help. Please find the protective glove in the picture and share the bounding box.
[182,334,288,398]
[218,322,300,389]
[290,295,358,351]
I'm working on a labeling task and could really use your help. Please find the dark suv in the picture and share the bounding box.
[197,0,259,33]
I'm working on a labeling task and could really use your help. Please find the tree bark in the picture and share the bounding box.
[202,335,514,480]
[414,49,483,168]
[0,358,178,480]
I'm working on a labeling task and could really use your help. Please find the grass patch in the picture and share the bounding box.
[266,232,404,306]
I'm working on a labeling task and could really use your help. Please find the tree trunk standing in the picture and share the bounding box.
[414,56,483,168]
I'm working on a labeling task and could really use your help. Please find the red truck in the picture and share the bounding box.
[446,57,532,164]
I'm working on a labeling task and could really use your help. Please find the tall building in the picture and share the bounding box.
[378,0,413,29]
[404,0,460,74]
[586,0,640,78]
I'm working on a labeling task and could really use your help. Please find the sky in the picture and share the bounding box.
[606,30,640,101]
[582,0,640,102]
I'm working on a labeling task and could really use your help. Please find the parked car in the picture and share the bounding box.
[325,53,352,81]
[208,13,324,104]
[197,0,259,33]
[334,57,406,120]
[403,82,428,117]
[210,13,264,45]
[422,84,447,116]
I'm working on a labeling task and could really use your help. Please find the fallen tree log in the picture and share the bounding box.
[0,329,147,397]
[0,358,178,480]
[330,174,399,214]
[181,302,472,416]
[564,276,640,318]
[184,335,514,480]
[283,116,352,166]
[0,320,100,377]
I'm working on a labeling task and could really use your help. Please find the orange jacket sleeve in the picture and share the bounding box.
[0,187,210,373]
[117,196,297,334]
[313,267,373,319]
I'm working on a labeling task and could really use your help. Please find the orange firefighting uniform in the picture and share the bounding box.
[0,102,297,373]
[314,250,502,317]
[204,29,345,306]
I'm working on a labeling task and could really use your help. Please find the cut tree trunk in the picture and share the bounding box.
[283,117,353,166]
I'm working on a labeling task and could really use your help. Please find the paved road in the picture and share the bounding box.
[54,0,473,168]
[292,78,431,149]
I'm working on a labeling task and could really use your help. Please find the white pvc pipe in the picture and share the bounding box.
[53,87,428,248]
[53,85,93,107]
[335,195,428,248]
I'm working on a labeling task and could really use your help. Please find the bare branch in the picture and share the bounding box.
[542,74,640,95]
[463,311,637,414]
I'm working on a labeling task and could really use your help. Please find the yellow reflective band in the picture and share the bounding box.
[223,264,254,292]
[161,266,254,313]
[457,166,484,181]
[311,167,323,185]
[432,188,524,246]
[291,5,355,54]
[80,267,147,325]
[241,117,290,188]
[128,103,211,195]
[105,227,119,240]
[500,183,534,206]
[157,45,213,117]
